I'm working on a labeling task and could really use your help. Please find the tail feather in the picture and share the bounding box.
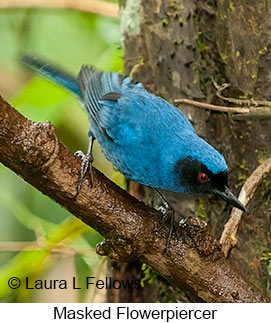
[21,54,80,96]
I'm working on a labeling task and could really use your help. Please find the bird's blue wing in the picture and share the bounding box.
[78,66,122,137]
[98,87,196,146]
[99,92,151,145]
[78,66,195,146]
[78,66,149,144]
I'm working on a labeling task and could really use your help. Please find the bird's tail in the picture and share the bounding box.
[21,54,80,96]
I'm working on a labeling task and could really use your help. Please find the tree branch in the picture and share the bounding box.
[0,95,269,302]
[174,98,271,119]
[220,157,271,257]
[174,98,250,114]
[0,0,119,18]
[212,78,271,108]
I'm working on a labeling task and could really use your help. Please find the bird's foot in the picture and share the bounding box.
[166,215,175,255]
[74,150,94,195]
[74,136,95,196]
[75,150,93,196]
[154,189,175,254]
[156,204,173,231]
[156,209,175,255]
[179,217,188,227]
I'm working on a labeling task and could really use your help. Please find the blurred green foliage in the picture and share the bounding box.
[0,4,124,302]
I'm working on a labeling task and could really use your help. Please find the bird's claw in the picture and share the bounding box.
[179,217,188,227]
[74,150,94,195]
[74,150,86,158]
[153,190,175,254]
[156,206,172,231]
[157,204,169,216]
[163,214,175,255]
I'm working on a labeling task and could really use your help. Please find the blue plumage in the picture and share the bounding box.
[22,55,246,212]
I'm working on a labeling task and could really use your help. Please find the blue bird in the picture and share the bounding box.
[21,55,246,215]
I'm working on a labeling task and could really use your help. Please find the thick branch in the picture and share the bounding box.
[0,0,119,18]
[0,95,269,303]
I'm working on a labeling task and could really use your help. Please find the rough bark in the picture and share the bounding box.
[120,0,271,299]
[0,95,269,302]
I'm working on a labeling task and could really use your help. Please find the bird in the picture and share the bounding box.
[21,54,246,247]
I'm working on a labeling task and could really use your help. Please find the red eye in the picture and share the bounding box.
[198,173,209,183]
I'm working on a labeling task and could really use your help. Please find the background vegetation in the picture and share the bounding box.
[0,2,123,302]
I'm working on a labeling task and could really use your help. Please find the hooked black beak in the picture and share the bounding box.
[213,186,247,212]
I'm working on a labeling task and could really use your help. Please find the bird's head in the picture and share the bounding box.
[174,141,246,212]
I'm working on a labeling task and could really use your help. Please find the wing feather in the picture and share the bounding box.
[77,66,194,147]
